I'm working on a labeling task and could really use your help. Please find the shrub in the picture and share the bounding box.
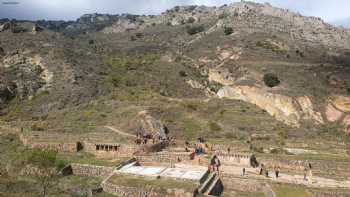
[263,73,280,87]
[224,27,233,35]
[174,6,180,12]
[186,25,205,35]
[209,121,222,132]
[179,70,187,77]
[186,17,195,24]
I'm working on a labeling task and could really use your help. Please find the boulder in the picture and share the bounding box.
[32,24,43,33]
[0,22,10,32]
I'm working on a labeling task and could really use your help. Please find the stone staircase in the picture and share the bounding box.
[197,171,222,196]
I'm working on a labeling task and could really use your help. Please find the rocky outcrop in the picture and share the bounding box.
[0,53,53,105]
[217,86,324,127]
[138,111,167,139]
[0,22,10,32]
[103,18,139,34]
[331,96,350,112]
[32,24,43,34]
[325,103,343,122]
[208,69,235,86]
[297,96,324,124]
[218,86,301,127]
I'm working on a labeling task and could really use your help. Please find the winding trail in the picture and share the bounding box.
[104,126,136,138]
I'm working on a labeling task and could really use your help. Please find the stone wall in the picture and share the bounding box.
[101,182,194,197]
[83,142,139,158]
[136,152,193,164]
[30,142,77,152]
[71,163,114,178]
[216,152,253,167]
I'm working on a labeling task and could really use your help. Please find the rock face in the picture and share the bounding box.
[325,103,344,122]
[331,96,350,112]
[297,96,324,124]
[103,18,139,34]
[138,111,167,139]
[217,86,324,127]
[0,52,53,106]
[218,86,300,127]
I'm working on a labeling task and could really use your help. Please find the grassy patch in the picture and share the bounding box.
[272,184,310,197]
[183,118,202,140]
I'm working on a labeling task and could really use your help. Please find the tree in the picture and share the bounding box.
[263,73,280,87]
[27,149,65,197]
[224,27,233,35]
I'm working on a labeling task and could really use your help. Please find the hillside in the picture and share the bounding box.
[1,1,350,196]
[0,2,349,135]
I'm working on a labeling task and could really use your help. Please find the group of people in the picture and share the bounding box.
[254,163,280,178]
[209,155,221,172]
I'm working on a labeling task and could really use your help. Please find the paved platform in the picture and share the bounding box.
[118,163,207,181]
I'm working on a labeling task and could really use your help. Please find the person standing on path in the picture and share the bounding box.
[303,168,307,181]
[242,168,246,176]
[308,169,313,184]
[275,167,280,178]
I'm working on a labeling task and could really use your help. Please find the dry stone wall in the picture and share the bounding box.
[101,182,194,197]
[136,152,193,164]
[71,164,114,178]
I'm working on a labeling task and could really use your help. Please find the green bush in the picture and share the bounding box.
[186,25,205,35]
[224,27,233,35]
[263,73,280,87]
[186,17,195,24]
[179,70,187,77]
[209,121,222,132]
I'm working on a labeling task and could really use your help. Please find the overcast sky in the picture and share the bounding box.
[0,0,349,23]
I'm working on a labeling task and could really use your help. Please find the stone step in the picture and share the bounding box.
[198,172,217,194]
[205,176,220,196]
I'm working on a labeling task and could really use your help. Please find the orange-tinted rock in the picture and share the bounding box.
[331,96,350,112]
[325,104,343,122]
[343,115,350,133]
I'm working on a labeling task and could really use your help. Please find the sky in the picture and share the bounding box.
[0,0,349,24]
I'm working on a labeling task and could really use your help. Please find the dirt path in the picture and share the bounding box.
[104,126,136,138]
[221,166,350,189]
